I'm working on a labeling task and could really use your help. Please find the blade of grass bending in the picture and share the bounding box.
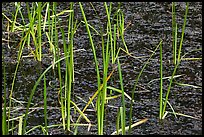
[166,111,201,120]
[159,40,163,119]
[173,82,202,89]
[105,2,114,65]
[74,67,116,134]
[117,10,129,53]
[128,40,162,134]
[112,118,148,135]
[9,30,28,134]
[18,116,23,135]
[66,2,74,131]
[22,55,69,134]
[59,22,67,130]
[70,101,91,130]
[81,21,100,35]
[53,4,66,131]
[172,2,176,65]
[148,74,183,85]
[107,86,132,101]
[174,23,178,65]
[116,108,120,135]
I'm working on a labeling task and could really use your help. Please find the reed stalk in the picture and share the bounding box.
[128,40,162,133]
[160,2,189,119]
[117,58,126,134]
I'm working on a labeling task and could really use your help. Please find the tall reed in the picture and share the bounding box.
[65,2,75,131]
[159,2,189,119]
[78,2,102,134]
[128,40,162,133]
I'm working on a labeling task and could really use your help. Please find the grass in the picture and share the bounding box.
[159,2,190,120]
[2,2,202,135]
[117,58,126,135]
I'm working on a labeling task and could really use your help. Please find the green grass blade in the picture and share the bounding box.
[79,2,101,88]
[177,2,189,63]
[22,55,70,134]
[128,40,162,133]
[18,117,23,135]
[162,62,180,117]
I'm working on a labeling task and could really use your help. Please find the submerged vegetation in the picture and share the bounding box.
[2,2,202,135]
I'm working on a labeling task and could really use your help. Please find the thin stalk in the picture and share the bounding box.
[22,55,70,134]
[73,67,116,135]
[66,2,74,131]
[172,2,176,65]
[113,24,117,64]
[59,22,67,130]
[128,40,162,134]
[43,2,49,32]
[177,2,189,63]
[37,2,42,61]
[118,11,129,53]
[11,2,20,32]
[10,30,29,134]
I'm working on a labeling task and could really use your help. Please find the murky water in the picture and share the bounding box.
[2,2,202,135]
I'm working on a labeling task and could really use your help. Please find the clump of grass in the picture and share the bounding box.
[128,40,162,133]
[159,2,189,120]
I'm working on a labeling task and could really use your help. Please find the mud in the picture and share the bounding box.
[2,2,202,135]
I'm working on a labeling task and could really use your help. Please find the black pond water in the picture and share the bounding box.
[2,2,202,135]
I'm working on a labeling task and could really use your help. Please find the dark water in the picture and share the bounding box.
[2,2,202,135]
